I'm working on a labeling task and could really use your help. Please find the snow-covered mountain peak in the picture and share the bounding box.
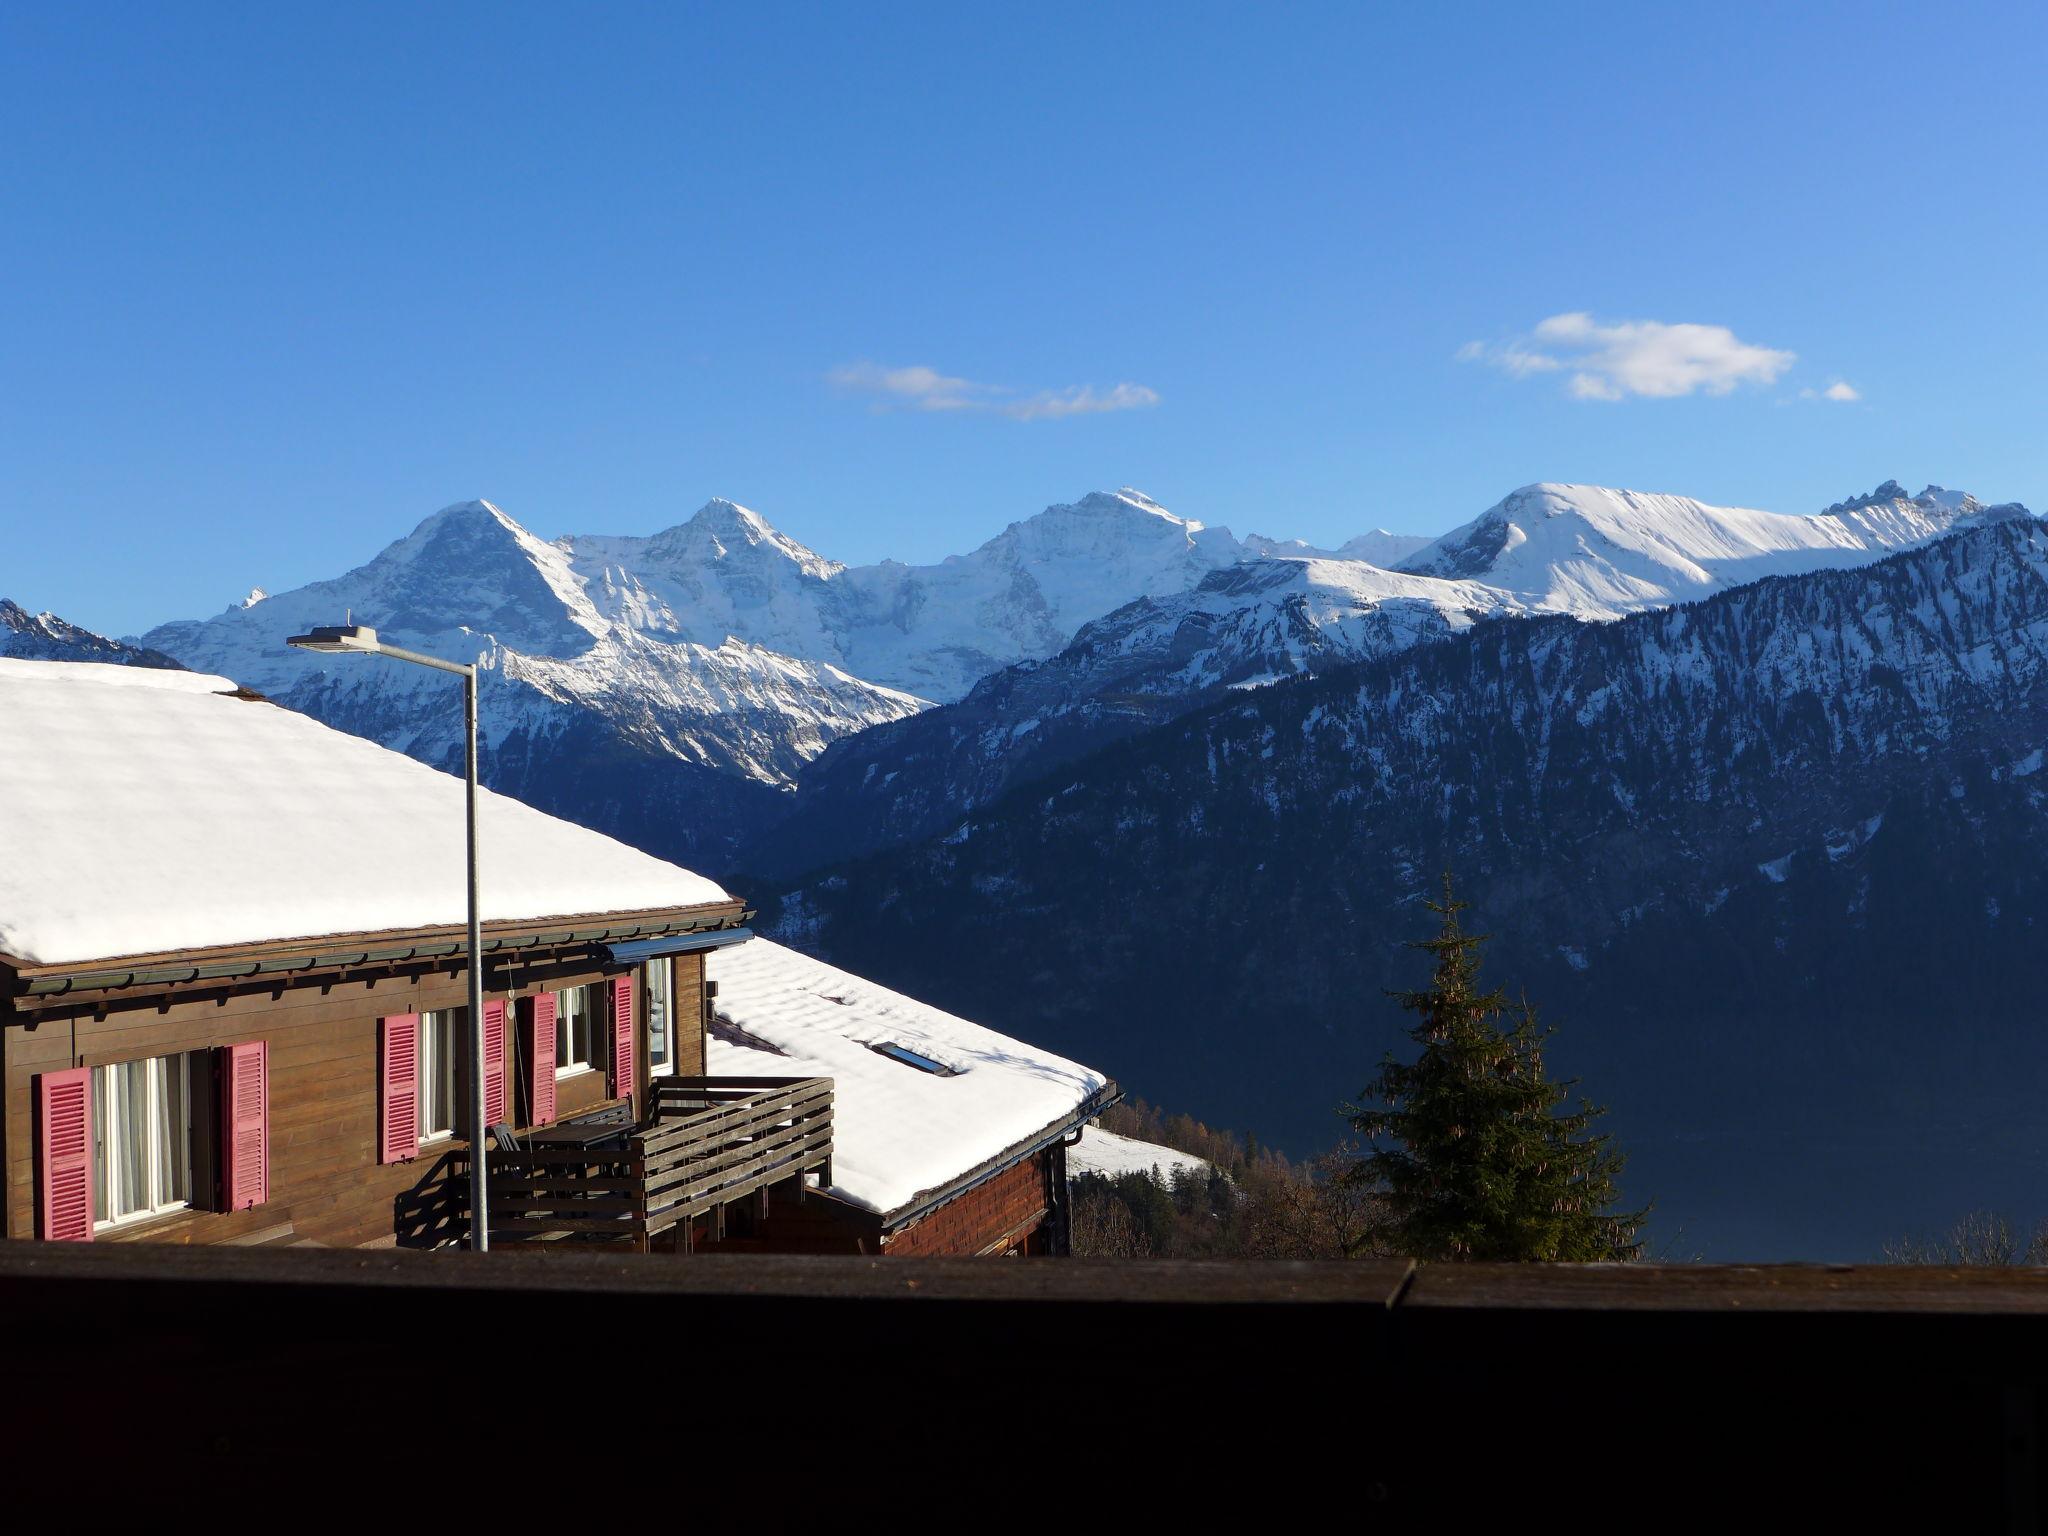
[638,498,843,581]
[978,488,1238,565]
[1101,487,1181,522]
[1245,529,1434,567]
[1396,480,2020,616]
[1822,481,1914,515]
[1916,485,1977,513]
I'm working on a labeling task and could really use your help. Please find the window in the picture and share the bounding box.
[419,1007,466,1142]
[870,1041,958,1077]
[92,1053,197,1229]
[554,984,606,1077]
[646,959,673,1077]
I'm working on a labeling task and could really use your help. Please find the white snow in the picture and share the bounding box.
[1067,1126,1212,1184]
[1245,529,1432,566]
[0,657,730,967]
[705,937,1110,1218]
[570,488,1248,703]
[1399,482,2020,616]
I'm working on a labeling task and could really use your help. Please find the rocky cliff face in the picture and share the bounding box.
[2,600,183,668]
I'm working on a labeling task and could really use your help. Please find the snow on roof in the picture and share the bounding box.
[0,657,730,967]
[1067,1126,1213,1185]
[705,937,1111,1220]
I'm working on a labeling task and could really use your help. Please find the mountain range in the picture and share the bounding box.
[750,513,2048,1257]
[739,480,2030,874]
[122,485,1450,864]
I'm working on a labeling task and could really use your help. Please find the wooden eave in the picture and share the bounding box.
[0,897,750,1013]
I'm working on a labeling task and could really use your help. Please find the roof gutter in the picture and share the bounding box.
[603,928,755,965]
[879,1079,1124,1237]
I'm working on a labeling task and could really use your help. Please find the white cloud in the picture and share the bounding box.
[826,363,989,412]
[1800,380,1862,403]
[829,362,1159,421]
[1459,312,1797,401]
[1004,382,1161,421]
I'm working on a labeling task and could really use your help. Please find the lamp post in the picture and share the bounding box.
[286,624,490,1253]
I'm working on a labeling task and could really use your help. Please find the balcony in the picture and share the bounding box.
[486,1076,834,1250]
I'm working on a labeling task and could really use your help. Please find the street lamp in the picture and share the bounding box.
[286,624,490,1253]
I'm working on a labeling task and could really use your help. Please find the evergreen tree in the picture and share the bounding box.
[1346,875,1647,1261]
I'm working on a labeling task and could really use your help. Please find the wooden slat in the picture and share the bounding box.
[636,1082,833,1152]
[641,1123,833,1201]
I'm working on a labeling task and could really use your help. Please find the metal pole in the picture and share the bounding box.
[465,664,489,1253]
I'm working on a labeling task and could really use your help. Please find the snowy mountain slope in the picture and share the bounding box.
[2,600,184,668]
[561,488,1246,702]
[1063,555,1509,692]
[140,499,924,782]
[737,555,1517,873]
[1397,480,2031,613]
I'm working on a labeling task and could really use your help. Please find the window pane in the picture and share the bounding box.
[420,1009,463,1137]
[444,1008,463,1134]
[117,1059,148,1219]
[161,1055,191,1207]
[647,960,670,1071]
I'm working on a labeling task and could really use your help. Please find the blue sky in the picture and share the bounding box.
[4,2,2045,636]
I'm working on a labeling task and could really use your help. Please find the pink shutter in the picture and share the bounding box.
[221,1040,269,1210]
[522,994,556,1126]
[609,974,636,1102]
[36,1067,94,1242]
[481,1000,507,1128]
[379,1014,420,1165]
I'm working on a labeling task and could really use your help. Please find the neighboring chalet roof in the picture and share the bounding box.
[1068,1127,1214,1185]
[0,657,730,968]
[706,937,1116,1224]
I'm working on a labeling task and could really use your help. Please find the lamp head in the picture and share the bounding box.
[286,623,382,655]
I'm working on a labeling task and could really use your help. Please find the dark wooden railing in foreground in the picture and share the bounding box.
[6,1245,2048,1522]
[488,1076,833,1249]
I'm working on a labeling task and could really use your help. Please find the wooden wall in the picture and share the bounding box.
[693,1149,1058,1258]
[882,1152,1052,1257]
[3,950,711,1248]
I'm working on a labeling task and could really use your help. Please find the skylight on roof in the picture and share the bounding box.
[870,1041,958,1077]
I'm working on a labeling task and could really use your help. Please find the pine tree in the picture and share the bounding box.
[1346,875,1647,1261]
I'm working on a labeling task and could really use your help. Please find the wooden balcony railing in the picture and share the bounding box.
[488,1076,834,1250]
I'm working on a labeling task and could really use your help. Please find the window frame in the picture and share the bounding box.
[645,958,674,1079]
[418,1006,465,1145]
[92,1052,198,1232]
[554,983,605,1079]
[870,1041,959,1077]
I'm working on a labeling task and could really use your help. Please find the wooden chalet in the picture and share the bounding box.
[0,656,1115,1256]
[697,936,1120,1257]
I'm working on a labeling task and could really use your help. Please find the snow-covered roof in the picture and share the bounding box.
[705,937,1112,1221]
[0,658,731,968]
[1067,1126,1213,1185]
